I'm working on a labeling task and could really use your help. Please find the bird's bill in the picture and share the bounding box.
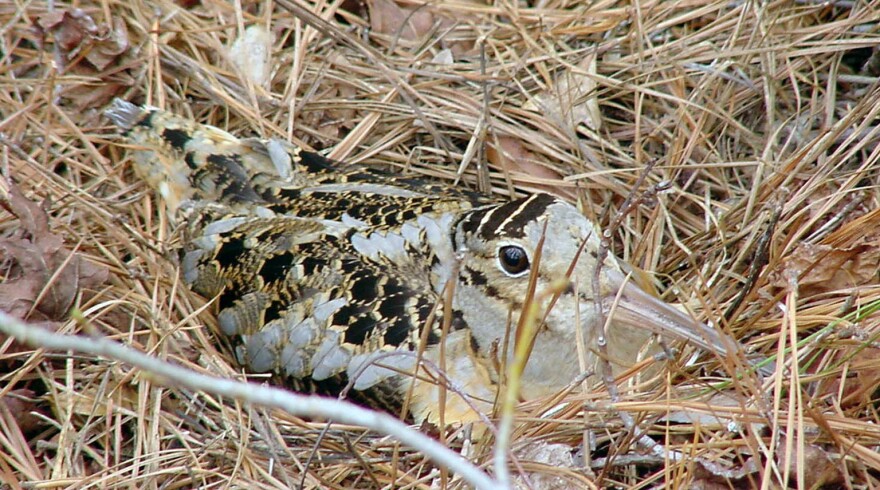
[603,268,733,358]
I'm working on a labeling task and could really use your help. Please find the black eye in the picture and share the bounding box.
[498,245,530,276]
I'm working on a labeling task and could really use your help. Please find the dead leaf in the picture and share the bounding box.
[86,17,129,71]
[685,480,733,490]
[512,442,591,490]
[299,54,360,142]
[768,239,880,295]
[431,48,454,65]
[486,135,576,200]
[229,24,273,88]
[35,8,132,109]
[37,9,129,71]
[0,389,43,434]
[0,278,46,320]
[60,79,130,110]
[810,347,880,410]
[0,181,109,322]
[776,440,843,488]
[522,53,602,132]
[839,351,880,409]
[367,0,437,41]
[365,0,475,55]
[37,10,88,52]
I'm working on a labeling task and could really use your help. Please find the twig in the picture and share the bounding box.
[589,171,765,479]
[591,161,660,405]
[590,162,693,476]
[0,311,502,490]
[724,195,783,321]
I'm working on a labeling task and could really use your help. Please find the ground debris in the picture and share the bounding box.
[0,179,109,323]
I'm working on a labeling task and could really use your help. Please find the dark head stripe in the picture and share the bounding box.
[455,205,492,238]
[479,193,558,239]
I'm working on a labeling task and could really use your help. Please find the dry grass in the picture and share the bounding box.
[2,0,880,488]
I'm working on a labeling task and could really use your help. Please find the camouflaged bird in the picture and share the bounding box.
[105,98,738,425]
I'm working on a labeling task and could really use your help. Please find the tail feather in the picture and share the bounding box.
[104,98,289,216]
[105,98,147,130]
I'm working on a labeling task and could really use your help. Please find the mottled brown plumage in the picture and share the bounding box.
[106,98,740,425]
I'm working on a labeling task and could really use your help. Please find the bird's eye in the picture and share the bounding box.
[498,245,530,276]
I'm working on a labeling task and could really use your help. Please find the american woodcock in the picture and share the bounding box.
[105,98,739,426]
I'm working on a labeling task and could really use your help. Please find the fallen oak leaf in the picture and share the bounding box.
[365,0,477,55]
[0,389,44,435]
[36,8,130,71]
[807,347,880,411]
[775,438,844,489]
[767,239,880,296]
[486,134,577,201]
[368,0,439,42]
[522,53,602,133]
[0,277,49,320]
[0,179,109,322]
[34,8,132,109]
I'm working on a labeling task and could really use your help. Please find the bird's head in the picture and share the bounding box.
[452,193,734,392]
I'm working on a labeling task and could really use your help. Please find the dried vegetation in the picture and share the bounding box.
[2,0,880,488]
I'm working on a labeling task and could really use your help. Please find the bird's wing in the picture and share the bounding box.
[181,209,449,390]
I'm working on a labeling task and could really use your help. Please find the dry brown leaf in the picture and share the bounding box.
[0,389,43,435]
[35,8,131,108]
[36,8,129,71]
[324,82,359,137]
[522,53,601,132]
[839,350,880,409]
[0,278,48,320]
[0,181,109,322]
[64,79,130,110]
[768,239,880,295]
[365,0,475,55]
[810,348,880,410]
[37,10,89,53]
[367,0,436,41]
[776,440,843,488]
[512,442,590,490]
[686,480,733,490]
[685,455,762,487]
[300,55,360,141]
[486,135,576,200]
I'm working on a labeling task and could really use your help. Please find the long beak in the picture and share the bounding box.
[603,268,733,358]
